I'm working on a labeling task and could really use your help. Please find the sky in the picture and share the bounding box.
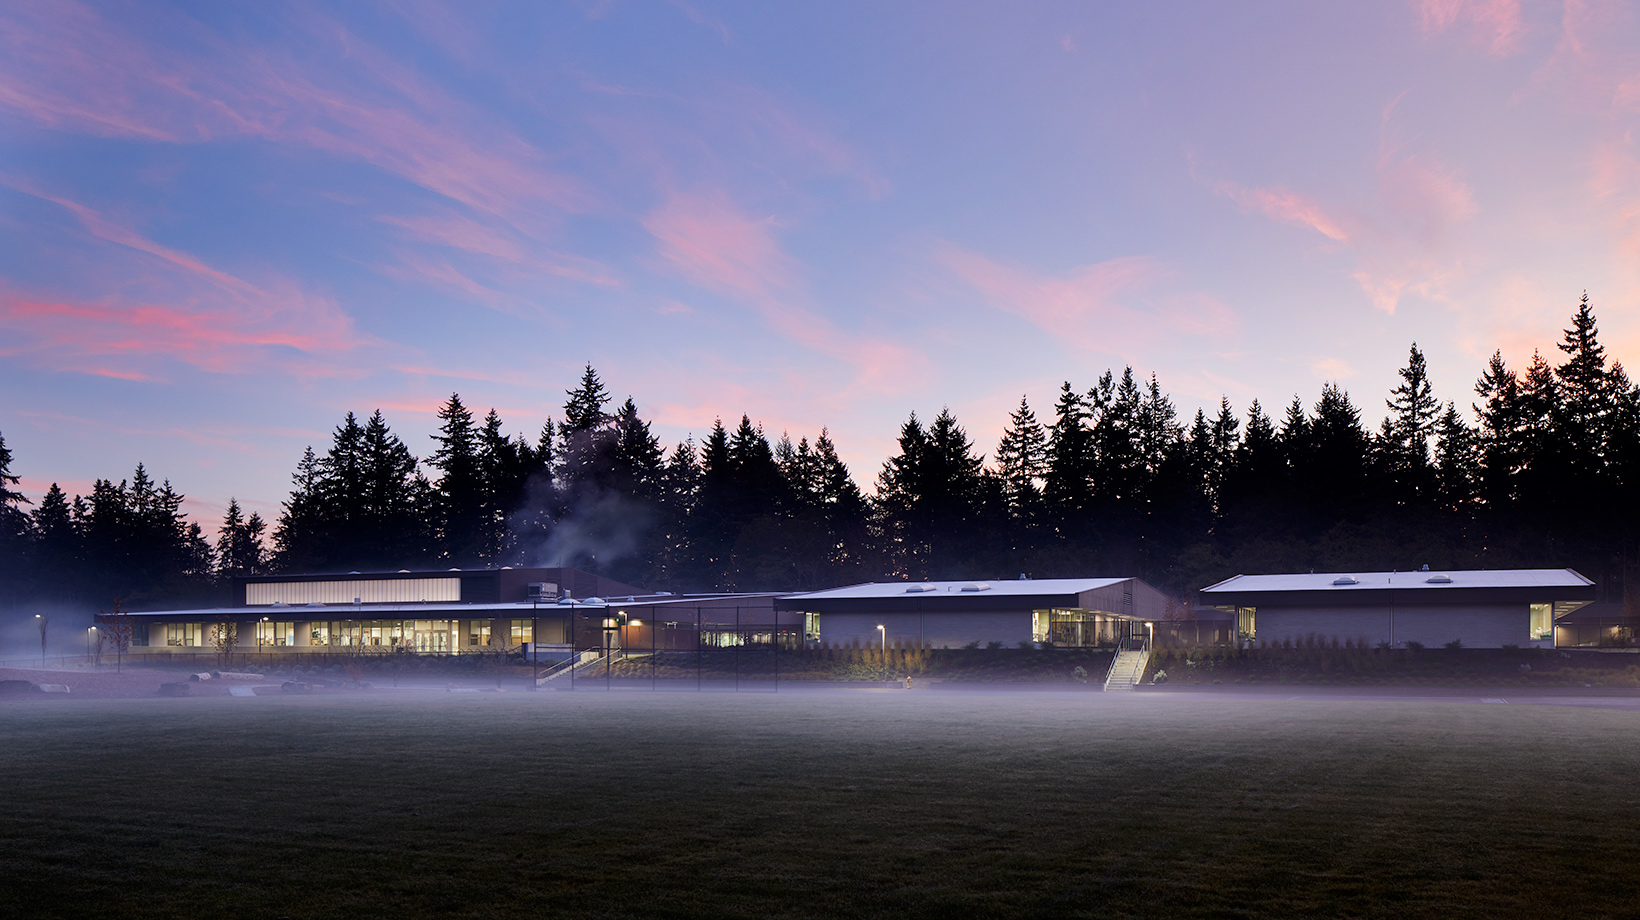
[2,0,1639,529]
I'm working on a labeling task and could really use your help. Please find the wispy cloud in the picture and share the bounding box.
[936,245,1236,357]
[1213,181,1353,243]
[643,189,925,392]
[1201,97,1480,315]
[0,186,366,377]
[0,1,590,226]
[1415,0,1524,57]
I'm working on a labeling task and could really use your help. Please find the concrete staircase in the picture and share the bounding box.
[535,650,615,685]
[1103,648,1150,692]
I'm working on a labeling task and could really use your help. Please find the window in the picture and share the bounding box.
[1529,603,1552,641]
[255,621,295,646]
[510,620,533,645]
[1237,607,1256,641]
[166,623,203,647]
[467,620,491,647]
[803,612,820,642]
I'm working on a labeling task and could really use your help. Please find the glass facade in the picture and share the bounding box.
[1031,608,1125,647]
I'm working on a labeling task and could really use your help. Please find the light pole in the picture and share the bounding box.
[36,614,47,667]
[87,626,96,665]
[877,624,886,682]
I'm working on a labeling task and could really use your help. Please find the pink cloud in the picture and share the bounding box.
[644,190,796,298]
[1214,181,1353,243]
[1,293,358,373]
[0,187,367,378]
[937,245,1236,357]
[643,190,926,393]
[5,177,257,292]
[0,1,591,229]
[1415,0,1524,56]
[377,213,622,289]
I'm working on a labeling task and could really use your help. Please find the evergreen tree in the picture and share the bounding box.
[272,447,324,572]
[1472,351,1521,510]
[216,498,268,580]
[1204,397,1241,508]
[993,396,1047,519]
[429,395,486,564]
[30,484,76,598]
[1044,382,1096,525]
[1433,403,1477,512]
[0,432,31,607]
[875,408,985,578]
[611,398,665,502]
[562,363,613,433]
[1381,343,1440,505]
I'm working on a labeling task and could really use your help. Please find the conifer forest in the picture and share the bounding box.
[2,296,1637,611]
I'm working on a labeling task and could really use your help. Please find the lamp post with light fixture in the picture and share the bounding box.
[36,614,47,667]
[877,624,886,681]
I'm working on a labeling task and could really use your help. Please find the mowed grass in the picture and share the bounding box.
[4,692,1640,920]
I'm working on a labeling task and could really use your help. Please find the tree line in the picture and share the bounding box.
[1,295,1636,611]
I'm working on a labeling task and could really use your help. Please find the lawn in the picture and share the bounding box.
[4,690,1640,919]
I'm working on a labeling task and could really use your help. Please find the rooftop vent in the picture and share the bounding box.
[960,583,991,592]
[905,584,937,593]
[1426,573,1453,584]
[270,601,287,607]
[586,597,605,604]
[1332,576,1359,586]
[305,602,325,607]
[398,569,411,573]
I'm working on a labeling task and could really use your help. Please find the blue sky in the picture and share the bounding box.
[3,1,1638,526]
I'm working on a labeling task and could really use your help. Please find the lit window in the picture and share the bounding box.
[1529,603,1552,641]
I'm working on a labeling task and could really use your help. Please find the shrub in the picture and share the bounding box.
[1444,639,1464,651]
[1018,641,1035,650]
[1404,640,1425,651]
[986,641,1003,650]
[962,640,980,650]
[1375,640,1393,652]
[1071,666,1088,684]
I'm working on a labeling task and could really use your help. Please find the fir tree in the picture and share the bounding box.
[429,395,485,564]
[993,396,1047,518]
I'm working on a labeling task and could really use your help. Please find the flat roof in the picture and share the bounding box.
[785,578,1131,601]
[1200,568,1596,607]
[774,577,1152,614]
[107,593,787,621]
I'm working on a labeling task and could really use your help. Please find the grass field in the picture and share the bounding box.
[5,691,1640,919]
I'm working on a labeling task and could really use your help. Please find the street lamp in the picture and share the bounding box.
[35,614,47,667]
[87,626,97,665]
[877,624,886,681]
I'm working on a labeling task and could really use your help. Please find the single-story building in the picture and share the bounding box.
[1198,568,1597,649]
[774,577,1173,650]
[102,567,792,660]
